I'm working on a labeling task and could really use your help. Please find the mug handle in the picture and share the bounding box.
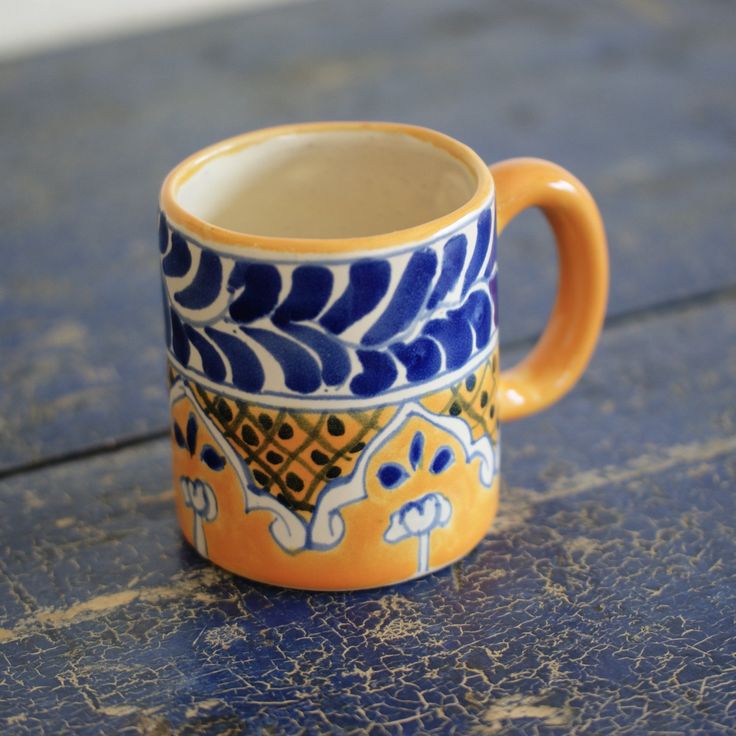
[489,158,609,421]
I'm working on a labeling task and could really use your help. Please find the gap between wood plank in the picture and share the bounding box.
[1,432,734,644]
[503,282,736,354]
[0,430,169,483]
[1,281,735,483]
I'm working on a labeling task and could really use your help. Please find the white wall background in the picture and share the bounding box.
[0,0,312,60]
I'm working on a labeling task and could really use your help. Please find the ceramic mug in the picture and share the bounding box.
[158,121,608,590]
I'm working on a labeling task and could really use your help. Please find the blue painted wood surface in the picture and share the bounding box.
[1,0,735,732]
[1,301,735,733]
[1,0,735,468]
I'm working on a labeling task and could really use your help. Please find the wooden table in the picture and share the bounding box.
[1,1,735,732]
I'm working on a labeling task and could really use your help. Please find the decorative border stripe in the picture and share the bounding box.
[160,203,497,402]
[168,333,497,411]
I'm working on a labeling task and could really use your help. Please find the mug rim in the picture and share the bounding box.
[160,121,494,254]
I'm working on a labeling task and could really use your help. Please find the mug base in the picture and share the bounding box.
[169,358,501,591]
[178,481,499,592]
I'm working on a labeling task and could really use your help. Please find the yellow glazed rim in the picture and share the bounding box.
[160,121,494,254]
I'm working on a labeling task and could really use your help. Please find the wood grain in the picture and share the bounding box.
[0,299,734,733]
[1,0,735,468]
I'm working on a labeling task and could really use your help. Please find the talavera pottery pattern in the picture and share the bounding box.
[159,122,608,590]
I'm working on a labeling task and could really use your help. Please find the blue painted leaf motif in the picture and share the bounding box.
[490,271,499,327]
[174,250,222,310]
[377,463,410,490]
[427,234,467,308]
[227,261,249,292]
[272,266,333,325]
[361,250,438,346]
[423,315,473,369]
[173,422,186,449]
[161,280,172,349]
[186,413,198,456]
[158,213,168,253]
[455,291,492,350]
[461,209,491,296]
[205,327,265,392]
[162,210,495,399]
[391,337,442,382]
[280,324,350,386]
[201,445,226,471]
[228,264,281,323]
[320,260,391,335]
[170,308,190,365]
[409,432,424,470]
[162,231,191,276]
[350,350,398,397]
[243,328,321,394]
[430,446,455,474]
[483,228,496,279]
[184,326,226,382]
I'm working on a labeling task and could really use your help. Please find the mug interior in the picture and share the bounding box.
[174,128,480,239]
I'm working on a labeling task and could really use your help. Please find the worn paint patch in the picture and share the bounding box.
[185,699,224,719]
[495,434,736,532]
[96,705,139,717]
[478,694,572,733]
[0,568,223,645]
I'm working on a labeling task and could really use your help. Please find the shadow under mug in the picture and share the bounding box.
[158,121,608,590]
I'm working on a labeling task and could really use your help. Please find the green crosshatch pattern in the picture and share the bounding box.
[420,353,499,446]
[169,353,498,519]
[191,383,391,518]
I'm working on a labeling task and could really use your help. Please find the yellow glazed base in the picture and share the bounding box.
[169,352,499,590]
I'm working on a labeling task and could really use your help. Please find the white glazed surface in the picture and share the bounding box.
[175,130,478,239]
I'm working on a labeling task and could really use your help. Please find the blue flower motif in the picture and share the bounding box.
[172,413,198,457]
[181,477,218,557]
[376,430,457,573]
[201,445,226,471]
[377,463,409,489]
[174,412,225,558]
[376,431,455,490]
[173,414,226,471]
[384,492,452,574]
[430,446,454,474]
[409,432,424,470]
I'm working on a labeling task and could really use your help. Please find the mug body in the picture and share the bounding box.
[159,122,499,590]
